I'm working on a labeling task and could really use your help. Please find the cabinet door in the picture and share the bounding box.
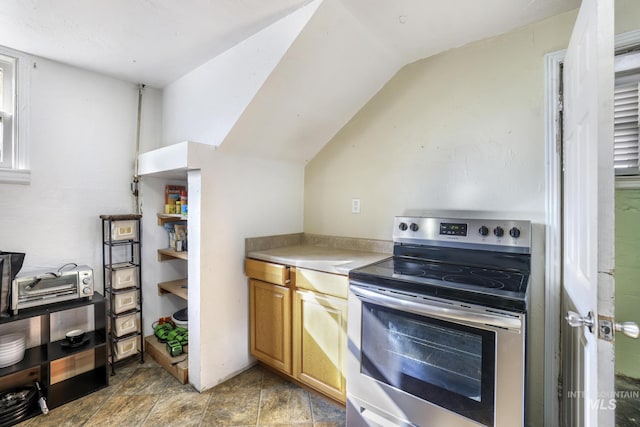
[293,289,347,403]
[249,279,292,374]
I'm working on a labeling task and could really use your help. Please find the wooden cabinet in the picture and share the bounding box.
[249,279,292,374]
[246,259,292,374]
[293,288,347,402]
[246,259,348,404]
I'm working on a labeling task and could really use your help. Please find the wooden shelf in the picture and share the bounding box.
[157,248,188,261]
[157,213,187,225]
[145,335,188,384]
[158,278,188,300]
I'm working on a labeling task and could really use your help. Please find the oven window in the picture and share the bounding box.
[361,302,495,426]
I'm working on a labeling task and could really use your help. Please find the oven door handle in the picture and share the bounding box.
[350,283,522,330]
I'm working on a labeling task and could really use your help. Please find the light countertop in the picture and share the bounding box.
[247,244,390,275]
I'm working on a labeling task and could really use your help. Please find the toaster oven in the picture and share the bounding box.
[11,265,94,314]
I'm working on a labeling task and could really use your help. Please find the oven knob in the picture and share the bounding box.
[399,222,408,231]
[510,227,521,238]
[478,226,489,236]
[82,277,91,285]
[493,226,504,237]
[82,287,91,295]
[410,223,419,232]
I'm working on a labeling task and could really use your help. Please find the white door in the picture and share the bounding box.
[562,0,615,426]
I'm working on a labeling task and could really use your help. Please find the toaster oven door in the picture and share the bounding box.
[13,273,80,312]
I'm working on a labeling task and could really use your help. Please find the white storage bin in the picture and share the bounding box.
[112,290,137,314]
[110,220,137,241]
[114,313,137,337]
[111,264,138,290]
[114,336,137,360]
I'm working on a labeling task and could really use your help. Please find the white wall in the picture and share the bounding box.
[136,144,304,391]
[196,150,304,389]
[303,12,581,238]
[0,53,162,289]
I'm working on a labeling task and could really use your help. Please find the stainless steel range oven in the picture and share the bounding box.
[347,216,531,427]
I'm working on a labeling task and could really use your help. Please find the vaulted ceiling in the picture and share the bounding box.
[0,0,581,163]
[0,0,579,88]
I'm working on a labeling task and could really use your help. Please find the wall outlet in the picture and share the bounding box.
[352,198,361,214]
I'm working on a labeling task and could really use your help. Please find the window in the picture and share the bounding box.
[614,50,640,187]
[0,53,16,170]
[614,80,639,176]
[0,46,29,184]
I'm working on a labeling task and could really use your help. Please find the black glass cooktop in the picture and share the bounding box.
[349,255,530,312]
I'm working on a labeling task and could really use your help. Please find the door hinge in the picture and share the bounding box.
[556,93,564,156]
[557,376,563,401]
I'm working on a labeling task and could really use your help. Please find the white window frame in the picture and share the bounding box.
[0,54,16,168]
[0,45,30,184]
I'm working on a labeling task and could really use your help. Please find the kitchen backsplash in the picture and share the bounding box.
[245,233,392,255]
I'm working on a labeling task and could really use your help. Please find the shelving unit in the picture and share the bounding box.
[0,294,108,424]
[100,214,144,375]
[157,279,188,300]
[156,213,188,297]
[150,212,189,383]
[157,214,186,225]
[157,248,188,261]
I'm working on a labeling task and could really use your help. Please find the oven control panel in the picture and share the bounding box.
[393,216,531,253]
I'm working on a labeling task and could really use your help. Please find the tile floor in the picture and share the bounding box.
[16,359,346,427]
[616,375,640,427]
[18,360,637,426]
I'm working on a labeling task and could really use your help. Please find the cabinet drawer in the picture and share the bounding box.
[114,336,137,361]
[114,313,138,337]
[109,220,138,241]
[112,290,138,314]
[245,259,290,286]
[294,268,348,299]
[111,263,138,290]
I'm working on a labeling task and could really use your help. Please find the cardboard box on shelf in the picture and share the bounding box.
[164,185,186,214]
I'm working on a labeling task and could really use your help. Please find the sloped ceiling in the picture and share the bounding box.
[0,0,312,88]
[0,0,580,89]
[220,0,581,163]
[0,0,581,163]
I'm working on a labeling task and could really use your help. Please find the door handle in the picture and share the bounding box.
[570,314,640,341]
[566,310,594,332]
[614,321,639,339]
